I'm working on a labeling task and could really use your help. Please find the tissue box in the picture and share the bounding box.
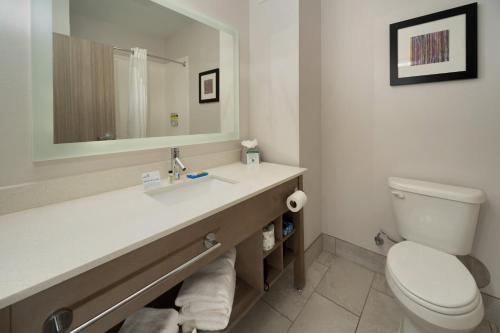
[241,148,260,165]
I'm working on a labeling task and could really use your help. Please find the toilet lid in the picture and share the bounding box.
[387,241,478,311]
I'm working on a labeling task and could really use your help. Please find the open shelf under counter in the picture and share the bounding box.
[282,228,296,243]
[263,229,296,259]
[262,241,281,259]
[264,264,283,288]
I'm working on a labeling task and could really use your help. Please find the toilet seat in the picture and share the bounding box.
[386,241,480,316]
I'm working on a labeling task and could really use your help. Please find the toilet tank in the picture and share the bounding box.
[388,177,485,255]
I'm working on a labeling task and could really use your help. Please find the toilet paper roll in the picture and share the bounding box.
[286,190,308,213]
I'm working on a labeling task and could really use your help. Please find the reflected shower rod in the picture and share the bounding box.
[113,47,186,67]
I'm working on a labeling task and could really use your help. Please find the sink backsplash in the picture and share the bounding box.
[0,149,239,216]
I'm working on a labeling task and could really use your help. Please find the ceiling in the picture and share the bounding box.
[69,0,196,40]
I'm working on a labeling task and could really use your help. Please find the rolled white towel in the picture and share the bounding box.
[181,300,232,316]
[201,248,236,274]
[176,249,237,332]
[221,248,237,267]
[177,267,236,332]
[176,264,236,314]
[180,310,231,333]
[118,308,179,333]
[175,248,237,310]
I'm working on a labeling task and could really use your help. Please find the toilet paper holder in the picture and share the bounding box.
[287,189,307,213]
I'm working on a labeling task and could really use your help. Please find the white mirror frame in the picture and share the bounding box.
[31,0,240,161]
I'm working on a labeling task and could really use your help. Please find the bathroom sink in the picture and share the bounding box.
[146,176,237,207]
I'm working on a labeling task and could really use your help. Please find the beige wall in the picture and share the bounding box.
[321,0,500,298]
[249,0,300,167]
[71,13,222,137]
[0,0,248,187]
[52,0,69,35]
[70,13,194,139]
[249,0,322,249]
[164,22,221,134]
[70,14,167,56]
[299,0,322,250]
[219,31,236,133]
[114,54,191,139]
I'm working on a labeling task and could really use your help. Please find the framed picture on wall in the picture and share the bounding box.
[199,68,220,103]
[390,3,477,86]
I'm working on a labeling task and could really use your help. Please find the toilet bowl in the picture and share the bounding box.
[386,241,484,333]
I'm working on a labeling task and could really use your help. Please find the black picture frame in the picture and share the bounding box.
[199,68,220,103]
[390,3,477,86]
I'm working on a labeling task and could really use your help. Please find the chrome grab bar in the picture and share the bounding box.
[44,235,221,333]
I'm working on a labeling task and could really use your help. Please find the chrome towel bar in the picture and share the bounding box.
[44,237,221,333]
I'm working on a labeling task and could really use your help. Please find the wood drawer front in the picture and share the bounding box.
[208,178,298,247]
[11,178,298,333]
[0,307,10,333]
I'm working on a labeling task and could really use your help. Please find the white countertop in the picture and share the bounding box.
[0,162,305,309]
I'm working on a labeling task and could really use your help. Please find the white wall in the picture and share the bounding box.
[249,0,300,167]
[0,0,248,186]
[321,0,500,298]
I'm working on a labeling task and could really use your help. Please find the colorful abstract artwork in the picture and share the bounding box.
[411,30,450,66]
[204,79,214,94]
[389,3,477,85]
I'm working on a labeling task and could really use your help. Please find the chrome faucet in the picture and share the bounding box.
[171,147,187,180]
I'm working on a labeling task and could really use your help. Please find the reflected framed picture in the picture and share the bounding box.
[199,68,219,103]
[390,3,477,86]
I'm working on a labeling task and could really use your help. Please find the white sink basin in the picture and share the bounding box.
[147,176,237,207]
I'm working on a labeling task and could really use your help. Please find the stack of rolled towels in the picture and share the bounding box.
[176,248,237,332]
[118,308,179,333]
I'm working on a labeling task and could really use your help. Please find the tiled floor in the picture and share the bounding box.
[231,252,495,333]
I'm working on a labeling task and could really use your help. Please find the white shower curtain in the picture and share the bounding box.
[128,47,148,138]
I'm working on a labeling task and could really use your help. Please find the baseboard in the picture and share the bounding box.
[304,234,323,268]
[322,234,385,273]
[483,293,500,327]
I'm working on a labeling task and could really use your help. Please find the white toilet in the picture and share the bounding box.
[386,177,486,333]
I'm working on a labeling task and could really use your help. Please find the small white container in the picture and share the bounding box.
[263,224,275,251]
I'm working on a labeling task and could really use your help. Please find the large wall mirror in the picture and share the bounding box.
[32,0,239,160]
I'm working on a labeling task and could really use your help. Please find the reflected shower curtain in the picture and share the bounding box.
[128,48,148,138]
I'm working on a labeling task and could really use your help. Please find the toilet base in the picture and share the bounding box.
[399,314,476,333]
[400,315,430,333]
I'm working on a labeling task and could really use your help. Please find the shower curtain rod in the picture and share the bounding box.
[113,47,186,67]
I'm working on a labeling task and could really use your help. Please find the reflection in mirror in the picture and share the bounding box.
[52,0,235,144]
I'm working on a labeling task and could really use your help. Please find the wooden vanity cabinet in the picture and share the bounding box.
[9,177,304,333]
[0,307,10,332]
